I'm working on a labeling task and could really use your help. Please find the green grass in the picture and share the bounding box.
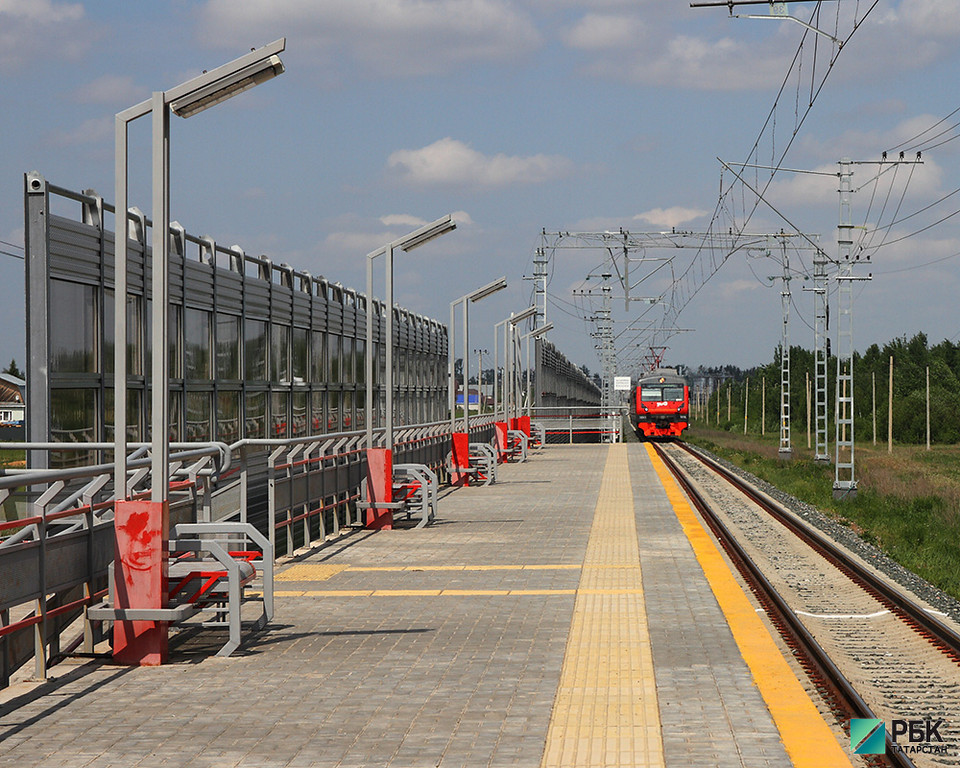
[686,428,960,602]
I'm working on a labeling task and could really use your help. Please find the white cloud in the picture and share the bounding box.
[74,74,143,106]
[0,0,82,23]
[324,209,475,258]
[46,116,113,148]
[380,214,427,228]
[198,0,541,77]
[634,207,709,229]
[564,13,646,50]
[0,0,89,70]
[387,137,575,189]
[559,6,795,91]
[889,0,960,39]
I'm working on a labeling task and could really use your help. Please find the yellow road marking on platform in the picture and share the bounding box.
[540,444,664,768]
[645,443,853,768]
[273,589,579,598]
[344,564,576,573]
[276,563,349,582]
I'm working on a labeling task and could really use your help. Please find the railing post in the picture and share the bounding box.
[32,481,63,680]
[238,444,248,524]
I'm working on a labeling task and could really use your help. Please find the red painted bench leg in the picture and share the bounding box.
[113,499,169,666]
[365,448,393,530]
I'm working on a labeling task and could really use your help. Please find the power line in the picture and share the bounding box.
[861,186,960,234]
[886,105,960,153]
[872,249,960,276]
[867,206,960,251]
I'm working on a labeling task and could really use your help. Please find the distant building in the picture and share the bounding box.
[0,373,25,425]
[455,385,492,412]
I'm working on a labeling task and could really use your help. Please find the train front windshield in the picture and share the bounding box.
[641,385,685,402]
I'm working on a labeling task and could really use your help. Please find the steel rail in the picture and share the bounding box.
[653,442,916,768]
[677,442,960,660]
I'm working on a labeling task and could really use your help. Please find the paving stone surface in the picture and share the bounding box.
[0,444,795,767]
[628,449,790,768]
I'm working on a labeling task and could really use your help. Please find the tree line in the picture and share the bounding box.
[691,332,960,445]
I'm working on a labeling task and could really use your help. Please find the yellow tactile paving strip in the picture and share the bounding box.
[645,443,853,768]
[540,444,665,768]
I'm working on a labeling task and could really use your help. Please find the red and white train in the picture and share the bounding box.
[631,368,689,439]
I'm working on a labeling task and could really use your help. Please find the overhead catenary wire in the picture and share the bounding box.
[671,1,881,332]
[885,105,960,154]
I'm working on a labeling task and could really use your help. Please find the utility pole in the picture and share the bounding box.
[770,235,793,458]
[578,272,617,441]
[812,247,830,463]
[833,158,859,498]
[529,240,550,330]
[833,157,885,499]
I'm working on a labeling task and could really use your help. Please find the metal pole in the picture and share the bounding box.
[526,334,532,419]
[779,237,792,458]
[366,256,374,447]
[448,300,456,433]
[492,322,499,420]
[834,158,857,499]
[385,244,394,451]
[114,115,129,496]
[926,365,930,451]
[477,348,483,414]
[462,297,469,433]
[150,92,170,502]
[743,377,749,435]
[813,247,829,462]
[888,355,893,453]
[503,319,510,419]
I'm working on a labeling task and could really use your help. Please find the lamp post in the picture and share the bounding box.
[522,323,553,419]
[114,39,286,502]
[364,215,457,453]
[475,348,488,414]
[110,39,286,667]
[448,276,507,434]
[493,306,537,421]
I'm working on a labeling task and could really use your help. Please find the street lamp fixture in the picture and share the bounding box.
[113,38,287,503]
[365,214,457,452]
[449,276,507,433]
[169,56,285,117]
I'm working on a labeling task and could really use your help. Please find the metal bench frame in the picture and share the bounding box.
[358,462,439,529]
[89,522,273,657]
[445,442,497,486]
[505,430,530,463]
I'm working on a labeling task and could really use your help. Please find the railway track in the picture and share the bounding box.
[652,441,960,768]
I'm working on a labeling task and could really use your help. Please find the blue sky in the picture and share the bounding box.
[3,0,960,377]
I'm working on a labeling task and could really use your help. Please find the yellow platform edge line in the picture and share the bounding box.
[644,443,853,768]
[271,589,580,598]
[540,444,665,768]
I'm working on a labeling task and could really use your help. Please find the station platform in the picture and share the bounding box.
[0,443,856,767]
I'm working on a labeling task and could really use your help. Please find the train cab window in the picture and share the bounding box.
[662,385,684,401]
[641,384,684,401]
